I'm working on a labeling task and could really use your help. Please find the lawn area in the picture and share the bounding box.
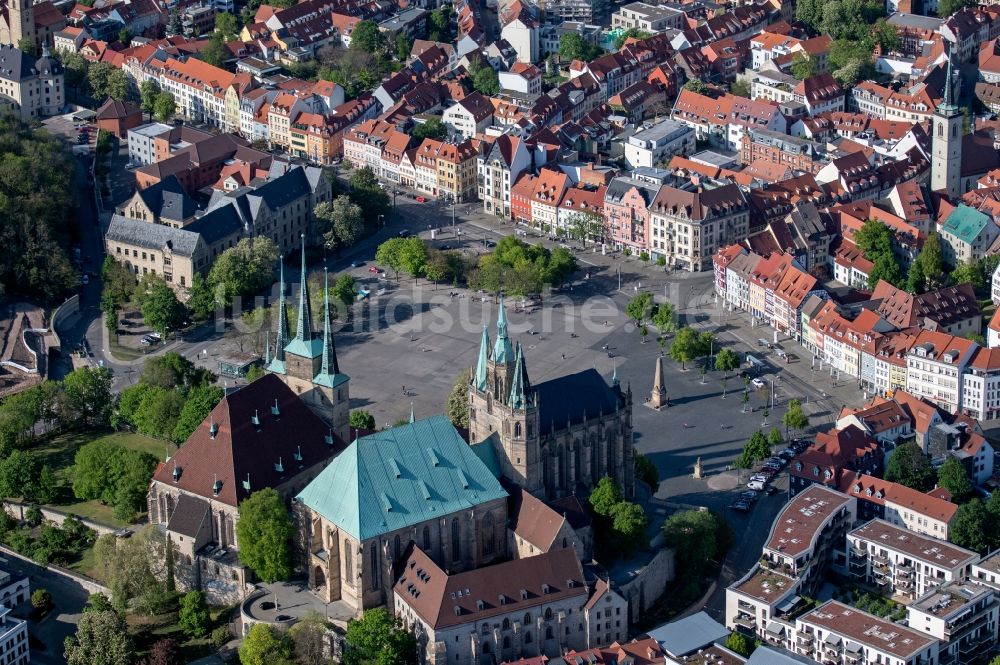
[65,543,103,583]
[30,429,170,528]
[129,605,233,662]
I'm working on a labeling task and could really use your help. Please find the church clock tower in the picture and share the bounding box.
[931,42,962,199]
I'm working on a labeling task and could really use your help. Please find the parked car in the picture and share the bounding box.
[140,335,155,346]
[148,332,162,341]
[350,260,363,268]
[765,485,780,495]
[779,448,796,459]
[415,196,426,203]
[750,473,769,483]
[729,500,751,512]
[398,230,410,237]
[751,377,766,389]
[369,266,380,273]
[747,480,765,491]
[80,274,89,285]
[740,491,759,503]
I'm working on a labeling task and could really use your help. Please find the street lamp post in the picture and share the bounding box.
[617,263,622,292]
[378,214,384,228]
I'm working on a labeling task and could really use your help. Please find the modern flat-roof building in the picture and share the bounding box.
[793,600,939,665]
[726,487,856,639]
[846,519,980,600]
[907,580,998,665]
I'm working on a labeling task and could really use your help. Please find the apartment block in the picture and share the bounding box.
[906,331,978,414]
[726,486,856,639]
[846,519,979,601]
[907,581,998,665]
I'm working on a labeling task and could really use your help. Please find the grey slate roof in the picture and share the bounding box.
[645,611,731,657]
[536,368,621,436]
[0,44,55,82]
[166,494,210,538]
[135,175,198,221]
[106,215,201,256]
[185,202,246,246]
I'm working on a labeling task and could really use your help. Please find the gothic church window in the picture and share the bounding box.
[451,518,460,561]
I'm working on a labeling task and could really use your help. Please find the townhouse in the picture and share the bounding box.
[726,486,856,639]
[647,181,751,272]
[529,168,569,232]
[906,330,978,414]
[479,134,531,218]
[557,184,606,241]
[602,172,662,257]
[442,91,494,140]
[837,473,957,539]
[938,204,999,265]
[788,426,881,497]
[847,519,979,600]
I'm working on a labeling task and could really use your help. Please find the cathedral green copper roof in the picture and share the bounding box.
[296,415,508,540]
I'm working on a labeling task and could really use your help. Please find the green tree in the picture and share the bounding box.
[651,302,676,332]
[332,275,356,314]
[626,292,654,324]
[118,27,133,44]
[411,116,447,141]
[610,501,648,556]
[375,237,427,281]
[588,476,623,517]
[62,367,113,427]
[0,450,39,500]
[145,638,182,665]
[350,410,376,430]
[914,231,945,290]
[768,428,783,448]
[951,499,992,553]
[201,35,229,67]
[683,79,708,94]
[17,38,36,56]
[87,61,113,99]
[715,348,739,376]
[214,11,239,40]
[314,196,364,249]
[725,632,754,657]
[106,69,130,101]
[141,281,185,335]
[558,33,603,61]
[64,610,134,665]
[937,457,972,502]
[37,465,57,503]
[237,488,295,582]
[178,591,210,638]
[31,588,51,610]
[139,79,161,119]
[141,351,213,389]
[669,326,700,369]
[72,440,158,520]
[728,79,750,98]
[951,259,984,289]
[350,20,385,53]
[446,369,469,429]
[347,167,390,223]
[187,273,216,320]
[663,509,727,577]
[634,452,659,491]
[239,624,293,665]
[782,398,809,437]
[172,385,224,442]
[472,63,499,95]
[208,236,279,307]
[133,386,185,440]
[854,218,903,288]
[394,32,412,61]
[153,92,176,122]
[427,7,452,42]
[288,612,333,664]
[790,52,817,79]
[742,430,771,462]
[885,441,935,491]
[343,608,417,665]
[870,19,900,53]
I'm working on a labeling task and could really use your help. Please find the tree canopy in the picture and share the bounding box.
[884,442,935,491]
[558,33,603,61]
[937,457,972,502]
[64,610,134,665]
[0,114,80,300]
[236,488,295,582]
[854,218,902,288]
[411,116,447,141]
[208,236,279,308]
[343,608,417,665]
[315,196,365,250]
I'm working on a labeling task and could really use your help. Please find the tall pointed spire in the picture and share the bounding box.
[267,255,288,373]
[493,296,513,363]
[508,343,526,409]
[612,358,618,386]
[264,329,271,365]
[475,325,490,391]
[319,268,339,376]
[294,234,313,342]
[409,402,415,424]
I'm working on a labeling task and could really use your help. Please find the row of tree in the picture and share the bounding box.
[588,477,649,560]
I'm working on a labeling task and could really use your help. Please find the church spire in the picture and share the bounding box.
[294,234,313,342]
[264,329,271,365]
[319,268,339,376]
[409,402,415,424]
[267,256,288,373]
[939,40,960,115]
[508,343,526,409]
[493,296,513,363]
[612,358,618,386]
[475,325,490,391]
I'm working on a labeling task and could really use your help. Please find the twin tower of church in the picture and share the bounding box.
[265,241,634,500]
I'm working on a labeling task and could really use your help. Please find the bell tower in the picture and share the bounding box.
[931,42,962,199]
[267,237,350,442]
[467,299,542,495]
[6,0,34,49]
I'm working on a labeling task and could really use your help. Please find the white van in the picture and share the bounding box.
[747,480,765,491]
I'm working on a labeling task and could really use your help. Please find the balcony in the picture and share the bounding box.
[797,633,814,645]
[734,615,756,630]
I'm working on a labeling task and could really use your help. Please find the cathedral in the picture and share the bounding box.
[468,300,635,500]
